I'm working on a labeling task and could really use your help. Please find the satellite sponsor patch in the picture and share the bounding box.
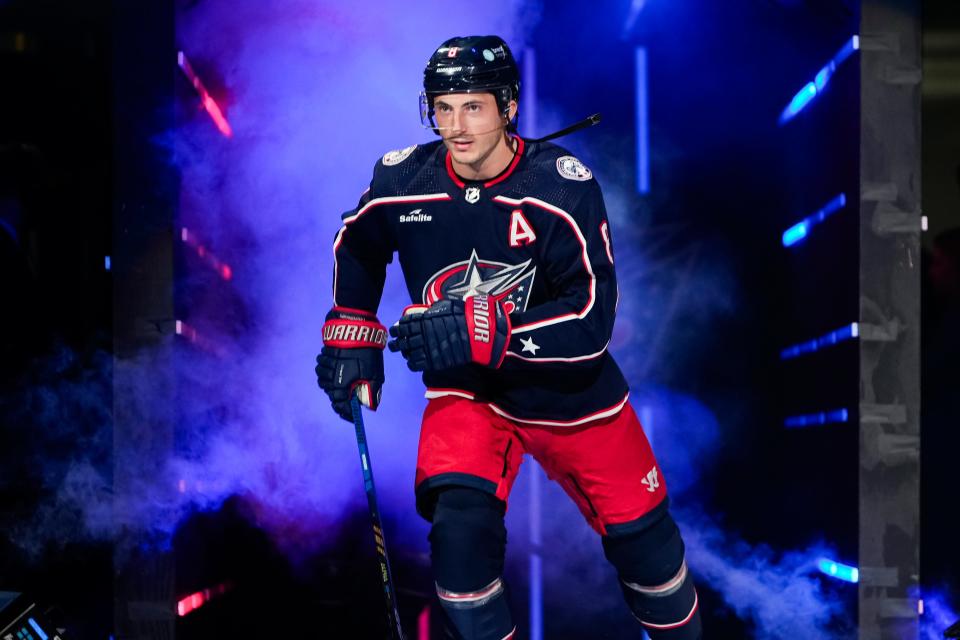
[382,144,417,166]
[556,155,593,181]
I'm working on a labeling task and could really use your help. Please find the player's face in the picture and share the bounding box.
[434,93,514,176]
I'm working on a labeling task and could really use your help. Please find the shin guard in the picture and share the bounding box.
[603,511,702,639]
[429,487,515,640]
[435,578,515,640]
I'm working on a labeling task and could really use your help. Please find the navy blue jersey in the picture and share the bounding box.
[331,136,629,426]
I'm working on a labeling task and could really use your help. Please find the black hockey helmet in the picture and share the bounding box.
[420,35,520,130]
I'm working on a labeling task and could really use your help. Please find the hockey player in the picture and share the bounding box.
[316,35,702,640]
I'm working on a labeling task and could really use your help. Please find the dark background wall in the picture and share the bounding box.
[0,1,956,638]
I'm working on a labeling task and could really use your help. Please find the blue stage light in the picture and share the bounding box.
[782,83,817,122]
[781,193,847,247]
[781,322,858,359]
[782,221,809,246]
[104,255,111,271]
[817,558,859,583]
[28,617,50,640]
[785,408,849,428]
[635,47,650,194]
[780,35,859,125]
[530,553,543,640]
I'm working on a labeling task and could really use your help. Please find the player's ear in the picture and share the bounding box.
[504,100,518,123]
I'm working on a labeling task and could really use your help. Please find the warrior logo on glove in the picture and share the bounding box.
[316,308,387,422]
[321,310,388,348]
[422,249,536,314]
[388,294,511,372]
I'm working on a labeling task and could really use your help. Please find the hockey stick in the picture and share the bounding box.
[350,395,406,640]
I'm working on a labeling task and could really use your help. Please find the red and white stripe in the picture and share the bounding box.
[332,193,451,304]
[436,577,503,605]
[505,340,609,363]
[487,393,628,427]
[624,560,688,596]
[638,590,699,631]
[424,388,628,427]
[492,195,596,334]
[425,387,477,401]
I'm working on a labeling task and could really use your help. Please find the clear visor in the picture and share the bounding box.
[418,91,436,129]
[418,89,513,132]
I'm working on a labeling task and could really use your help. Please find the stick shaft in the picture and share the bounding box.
[351,396,405,640]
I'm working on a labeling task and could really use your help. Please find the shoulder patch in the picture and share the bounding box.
[382,144,418,166]
[556,155,593,181]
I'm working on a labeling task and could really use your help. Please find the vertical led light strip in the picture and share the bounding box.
[529,465,543,640]
[635,47,650,194]
[640,405,654,640]
[418,604,431,640]
[522,47,543,640]
[522,49,538,141]
[640,405,654,451]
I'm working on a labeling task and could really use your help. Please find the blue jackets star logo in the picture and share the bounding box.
[422,249,537,315]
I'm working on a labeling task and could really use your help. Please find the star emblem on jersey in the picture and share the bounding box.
[422,249,537,314]
[519,336,540,355]
[465,186,481,204]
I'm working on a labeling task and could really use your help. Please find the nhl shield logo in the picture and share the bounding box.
[465,187,481,204]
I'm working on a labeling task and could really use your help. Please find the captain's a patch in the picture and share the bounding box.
[382,144,417,166]
[556,155,593,181]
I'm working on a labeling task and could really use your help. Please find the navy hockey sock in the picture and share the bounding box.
[429,487,515,640]
[603,511,702,639]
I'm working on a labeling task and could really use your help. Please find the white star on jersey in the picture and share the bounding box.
[520,336,540,355]
[445,249,535,301]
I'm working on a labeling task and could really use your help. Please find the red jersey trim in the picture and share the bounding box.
[332,193,451,305]
[424,389,629,427]
[505,340,608,363]
[444,135,525,189]
[424,387,477,400]
[483,136,525,187]
[488,393,628,427]
[492,195,597,334]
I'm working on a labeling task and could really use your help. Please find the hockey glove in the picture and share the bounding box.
[387,295,510,371]
[316,307,387,422]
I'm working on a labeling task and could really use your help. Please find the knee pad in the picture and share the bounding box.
[429,487,514,640]
[429,487,507,591]
[603,511,701,639]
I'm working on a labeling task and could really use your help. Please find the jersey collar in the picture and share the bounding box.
[444,135,525,189]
